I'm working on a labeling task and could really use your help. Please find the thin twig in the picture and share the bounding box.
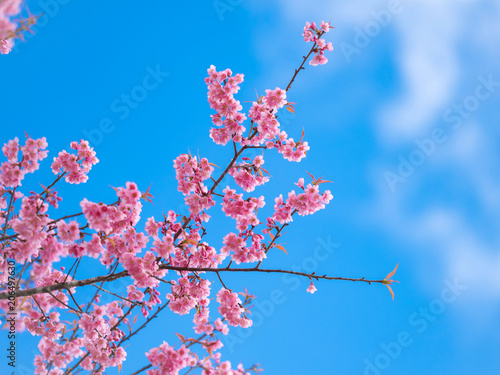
[128,364,152,375]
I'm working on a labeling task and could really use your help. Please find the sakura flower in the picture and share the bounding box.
[0,39,12,54]
[51,140,98,184]
[303,20,334,67]
[310,53,328,66]
[307,281,317,294]
[56,220,80,243]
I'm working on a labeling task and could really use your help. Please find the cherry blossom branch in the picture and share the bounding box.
[255,210,296,269]
[1,187,16,239]
[0,195,96,245]
[215,270,229,290]
[170,38,317,244]
[173,142,249,242]
[285,34,323,92]
[0,21,353,374]
[90,283,140,305]
[42,172,67,195]
[46,212,84,226]
[117,301,170,347]
[0,265,387,300]
[84,259,120,314]
[64,304,137,375]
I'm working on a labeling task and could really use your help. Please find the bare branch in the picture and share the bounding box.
[0,265,385,300]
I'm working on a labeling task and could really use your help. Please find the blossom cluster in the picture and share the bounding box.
[272,178,333,224]
[221,231,266,265]
[303,21,333,66]
[167,276,211,315]
[27,299,128,374]
[146,342,197,375]
[0,136,48,187]
[205,63,312,163]
[0,20,335,374]
[275,131,311,162]
[146,341,251,375]
[247,87,287,142]
[229,155,269,192]
[51,140,99,184]
[216,288,252,328]
[221,186,265,231]
[205,65,247,146]
[0,0,38,54]
[9,196,50,264]
[0,0,21,53]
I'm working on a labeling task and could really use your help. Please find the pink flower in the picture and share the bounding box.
[205,65,247,146]
[216,288,251,327]
[278,138,310,162]
[0,39,11,54]
[221,186,265,230]
[307,282,317,294]
[229,155,269,192]
[51,140,98,184]
[0,136,48,187]
[320,21,331,33]
[310,54,328,66]
[173,154,213,194]
[295,178,305,189]
[262,87,287,110]
[2,137,19,161]
[56,220,80,243]
[303,21,334,67]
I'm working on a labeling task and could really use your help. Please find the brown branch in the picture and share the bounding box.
[284,31,325,92]
[128,364,152,375]
[255,211,295,269]
[173,144,249,242]
[0,265,384,300]
[215,271,229,290]
[1,187,16,239]
[90,283,139,305]
[117,301,170,347]
[46,212,84,226]
[47,290,81,315]
[85,260,120,313]
[171,40,319,245]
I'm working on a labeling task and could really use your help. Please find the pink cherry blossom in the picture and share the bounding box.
[262,87,287,111]
[51,140,98,184]
[0,135,48,187]
[56,220,80,243]
[0,19,340,374]
[229,155,269,192]
[216,288,252,328]
[303,20,334,67]
[221,186,265,231]
[278,138,310,162]
[205,65,247,146]
[310,54,328,66]
[307,281,318,294]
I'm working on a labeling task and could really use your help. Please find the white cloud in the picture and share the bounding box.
[377,0,463,142]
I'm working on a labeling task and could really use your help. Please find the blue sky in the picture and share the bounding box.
[2,0,500,374]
